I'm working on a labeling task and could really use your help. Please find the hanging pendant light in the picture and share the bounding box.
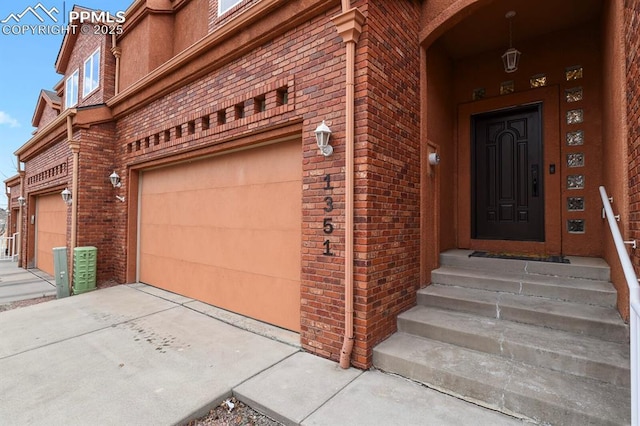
[502,11,521,73]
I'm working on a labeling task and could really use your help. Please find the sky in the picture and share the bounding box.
[0,0,132,208]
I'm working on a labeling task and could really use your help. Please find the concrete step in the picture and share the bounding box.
[373,332,631,426]
[398,305,630,386]
[432,265,617,307]
[417,285,629,343]
[440,249,611,281]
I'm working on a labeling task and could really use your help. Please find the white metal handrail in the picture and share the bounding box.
[0,232,19,261]
[599,186,639,426]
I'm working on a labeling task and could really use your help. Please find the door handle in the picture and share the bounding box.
[531,165,539,197]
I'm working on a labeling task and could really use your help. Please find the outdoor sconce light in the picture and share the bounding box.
[109,171,121,188]
[110,171,125,202]
[429,152,441,166]
[17,196,26,207]
[501,11,521,73]
[61,188,72,206]
[315,121,333,157]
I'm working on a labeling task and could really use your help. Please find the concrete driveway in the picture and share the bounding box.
[0,261,55,306]
[0,265,524,425]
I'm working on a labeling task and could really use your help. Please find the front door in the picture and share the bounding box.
[472,105,544,241]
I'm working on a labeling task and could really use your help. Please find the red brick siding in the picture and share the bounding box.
[62,32,113,107]
[21,140,73,269]
[626,0,640,271]
[349,0,421,367]
[75,123,118,282]
[38,106,60,130]
[113,0,422,368]
[21,0,422,369]
[116,4,349,359]
[7,182,22,237]
[8,182,22,210]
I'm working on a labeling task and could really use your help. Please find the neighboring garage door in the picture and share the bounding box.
[36,193,67,276]
[139,140,302,331]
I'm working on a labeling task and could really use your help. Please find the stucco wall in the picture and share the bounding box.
[602,1,630,319]
[452,23,604,257]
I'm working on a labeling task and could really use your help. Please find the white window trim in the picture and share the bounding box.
[218,0,242,16]
[65,69,78,109]
[82,47,100,98]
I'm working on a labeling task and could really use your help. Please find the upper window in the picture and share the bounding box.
[218,0,242,15]
[83,48,100,97]
[65,70,78,108]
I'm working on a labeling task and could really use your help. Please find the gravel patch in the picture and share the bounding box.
[0,295,56,312]
[184,397,283,426]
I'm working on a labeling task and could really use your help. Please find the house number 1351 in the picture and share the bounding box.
[323,174,334,256]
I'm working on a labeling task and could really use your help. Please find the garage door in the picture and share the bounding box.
[36,193,67,276]
[139,140,302,331]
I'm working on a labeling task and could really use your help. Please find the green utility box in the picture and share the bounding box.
[53,247,70,298]
[73,246,97,295]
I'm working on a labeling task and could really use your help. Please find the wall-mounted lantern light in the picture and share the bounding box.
[429,152,441,166]
[109,171,121,188]
[61,188,72,205]
[315,121,333,157]
[110,171,125,202]
[17,196,26,207]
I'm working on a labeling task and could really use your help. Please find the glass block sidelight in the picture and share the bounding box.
[567,174,585,189]
[567,153,585,167]
[530,74,547,88]
[567,197,585,211]
[567,109,584,124]
[500,80,514,95]
[567,219,585,233]
[565,87,583,102]
[566,130,584,146]
[473,87,486,100]
[566,65,583,81]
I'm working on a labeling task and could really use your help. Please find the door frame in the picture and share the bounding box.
[457,85,561,255]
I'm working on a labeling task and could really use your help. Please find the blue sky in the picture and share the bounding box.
[0,1,131,208]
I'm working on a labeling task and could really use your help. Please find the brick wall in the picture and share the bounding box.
[626,0,640,270]
[62,31,113,107]
[21,139,72,268]
[38,104,60,130]
[349,0,421,367]
[7,181,21,237]
[75,123,118,282]
[112,0,422,368]
[19,0,422,369]
[114,2,345,313]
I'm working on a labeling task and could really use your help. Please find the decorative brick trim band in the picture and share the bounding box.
[125,77,294,155]
[26,161,68,185]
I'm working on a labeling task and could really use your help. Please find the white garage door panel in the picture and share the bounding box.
[139,140,302,331]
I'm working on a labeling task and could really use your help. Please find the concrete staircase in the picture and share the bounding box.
[373,249,631,425]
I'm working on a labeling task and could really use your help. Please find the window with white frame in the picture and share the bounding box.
[83,48,100,97]
[65,69,78,108]
[218,0,242,15]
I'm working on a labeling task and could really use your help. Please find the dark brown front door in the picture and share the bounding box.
[472,105,544,241]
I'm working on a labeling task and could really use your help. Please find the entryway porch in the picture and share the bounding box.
[374,249,630,424]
